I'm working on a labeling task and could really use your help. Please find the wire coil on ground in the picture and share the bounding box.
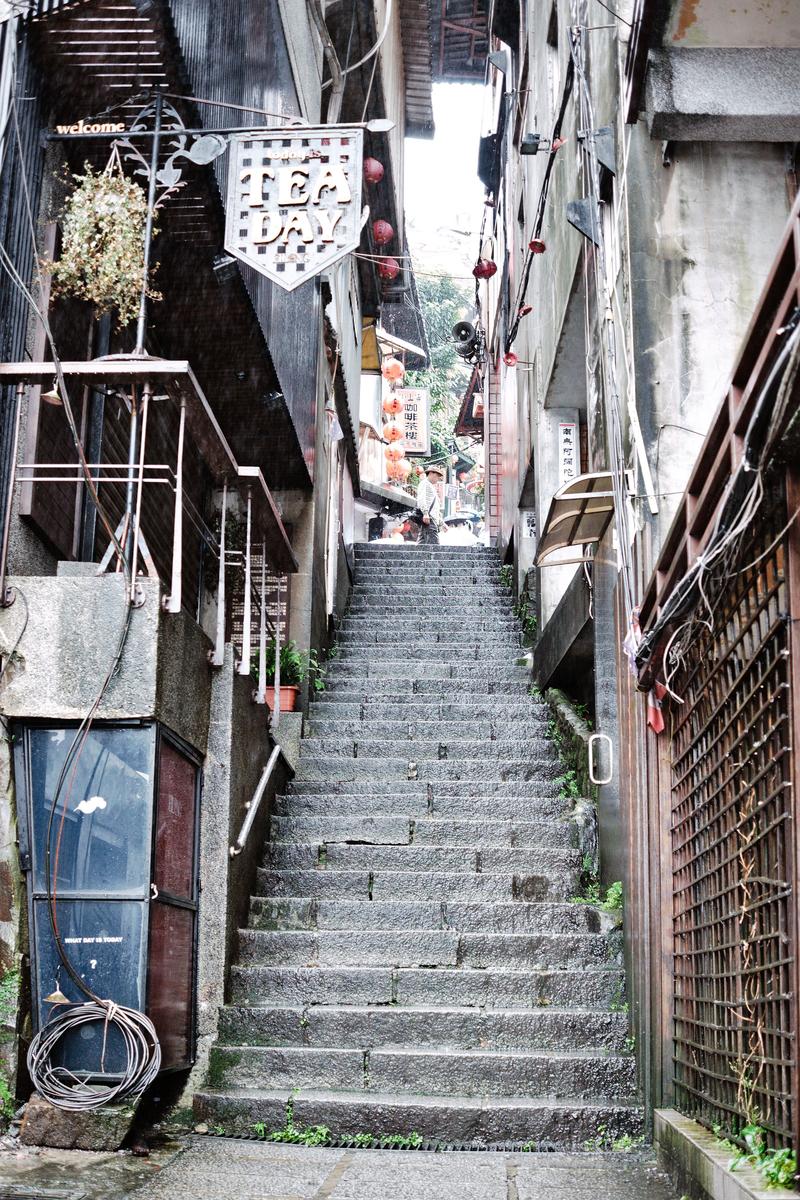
[27,1001,161,1111]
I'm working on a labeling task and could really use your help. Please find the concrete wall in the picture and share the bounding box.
[186,646,293,1103]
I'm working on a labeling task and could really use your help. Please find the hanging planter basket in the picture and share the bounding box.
[44,150,161,328]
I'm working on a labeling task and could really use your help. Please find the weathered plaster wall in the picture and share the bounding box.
[627,136,790,556]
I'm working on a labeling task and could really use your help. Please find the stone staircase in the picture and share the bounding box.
[195,544,641,1148]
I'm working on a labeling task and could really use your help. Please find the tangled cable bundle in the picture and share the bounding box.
[27,1001,161,1111]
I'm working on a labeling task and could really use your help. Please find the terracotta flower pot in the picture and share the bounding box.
[266,685,299,713]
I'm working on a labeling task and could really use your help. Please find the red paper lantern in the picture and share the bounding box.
[377,256,401,281]
[373,219,394,246]
[529,238,546,254]
[381,356,405,383]
[383,420,404,443]
[519,304,533,316]
[382,394,404,415]
[385,443,405,462]
[472,258,497,280]
[504,351,518,367]
[363,157,385,184]
[396,458,412,480]
[386,461,404,481]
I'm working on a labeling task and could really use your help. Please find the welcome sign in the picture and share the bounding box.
[225,126,364,291]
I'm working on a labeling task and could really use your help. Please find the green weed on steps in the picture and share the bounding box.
[251,1102,424,1151]
[584,1124,646,1153]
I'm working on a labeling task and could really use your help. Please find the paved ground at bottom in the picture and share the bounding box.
[0,1136,683,1199]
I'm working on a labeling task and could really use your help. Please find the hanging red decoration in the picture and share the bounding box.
[382,394,404,415]
[551,137,567,152]
[363,157,385,184]
[372,219,394,246]
[504,351,518,367]
[383,420,404,443]
[528,238,546,254]
[377,256,401,281]
[386,460,405,481]
[385,443,405,462]
[381,356,405,383]
[472,258,497,280]
[518,304,533,316]
[396,458,412,480]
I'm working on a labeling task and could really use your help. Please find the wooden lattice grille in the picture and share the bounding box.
[670,478,797,1145]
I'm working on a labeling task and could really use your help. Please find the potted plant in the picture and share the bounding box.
[258,640,326,712]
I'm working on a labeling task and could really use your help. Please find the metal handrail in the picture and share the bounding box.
[229,744,282,858]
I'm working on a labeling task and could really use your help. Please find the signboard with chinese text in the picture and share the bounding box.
[395,387,430,456]
[558,422,578,485]
[225,127,364,291]
[522,510,537,540]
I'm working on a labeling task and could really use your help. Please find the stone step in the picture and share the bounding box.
[217,1005,629,1054]
[237,928,610,970]
[257,869,577,903]
[325,662,528,682]
[246,898,597,934]
[304,718,550,740]
[336,621,521,639]
[335,644,520,661]
[310,678,531,697]
[274,794,569,820]
[354,551,500,564]
[308,700,546,721]
[194,1087,642,1148]
[287,779,564,797]
[262,843,577,874]
[269,815,574,848]
[228,964,625,1010]
[293,755,561,783]
[351,580,510,594]
[206,1043,637,1100]
[346,600,513,614]
[299,737,556,762]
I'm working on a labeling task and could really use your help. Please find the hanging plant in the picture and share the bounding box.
[44,151,161,328]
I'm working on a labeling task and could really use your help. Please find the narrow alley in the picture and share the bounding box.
[2,1,800,1198]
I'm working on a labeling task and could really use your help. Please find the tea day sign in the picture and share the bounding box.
[225,127,365,291]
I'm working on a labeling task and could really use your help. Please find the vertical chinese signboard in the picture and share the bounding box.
[558,422,578,485]
[225,127,364,291]
[395,387,430,456]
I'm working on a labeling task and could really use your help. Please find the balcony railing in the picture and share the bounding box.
[0,356,297,708]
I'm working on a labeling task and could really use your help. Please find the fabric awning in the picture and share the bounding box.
[535,472,615,566]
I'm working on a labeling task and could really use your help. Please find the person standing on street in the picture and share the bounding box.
[415,463,444,545]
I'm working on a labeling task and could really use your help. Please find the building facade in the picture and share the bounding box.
[0,0,433,1111]
[472,0,800,1183]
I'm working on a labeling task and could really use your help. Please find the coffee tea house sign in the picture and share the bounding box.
[225,127,364,291]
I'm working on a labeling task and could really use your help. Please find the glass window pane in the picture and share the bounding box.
[33,898,147,1077]
[148,902,195,1069]
[154,739,197,899]
[29,726,154,897]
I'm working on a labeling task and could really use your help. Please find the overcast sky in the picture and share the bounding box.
[404,83,486,279]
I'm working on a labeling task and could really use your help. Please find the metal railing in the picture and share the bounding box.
[0,358,296,709]
[229,743,282,857]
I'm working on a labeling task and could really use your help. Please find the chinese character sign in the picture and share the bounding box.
[395,388,430,456]
[225,127,364,292]
[558,422,578,485]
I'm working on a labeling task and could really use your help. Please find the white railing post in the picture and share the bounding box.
[129,382,151,603]
[273,574,282,729]
[209,481,227,667]
[238,485,252,675]
[255,540,267,704]
[163,397,186,614]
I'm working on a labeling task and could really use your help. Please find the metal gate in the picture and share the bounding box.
[669,478,797,1144]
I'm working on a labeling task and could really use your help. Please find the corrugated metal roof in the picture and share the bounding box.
[399,0,434,137]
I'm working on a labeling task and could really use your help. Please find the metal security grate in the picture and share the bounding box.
[670,482,796,1145]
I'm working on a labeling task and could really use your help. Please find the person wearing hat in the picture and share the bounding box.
[414,463,444,545]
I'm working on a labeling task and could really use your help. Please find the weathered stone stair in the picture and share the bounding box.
[195,544,641,1147]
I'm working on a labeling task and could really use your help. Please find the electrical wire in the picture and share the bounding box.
[321,0,394,91]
